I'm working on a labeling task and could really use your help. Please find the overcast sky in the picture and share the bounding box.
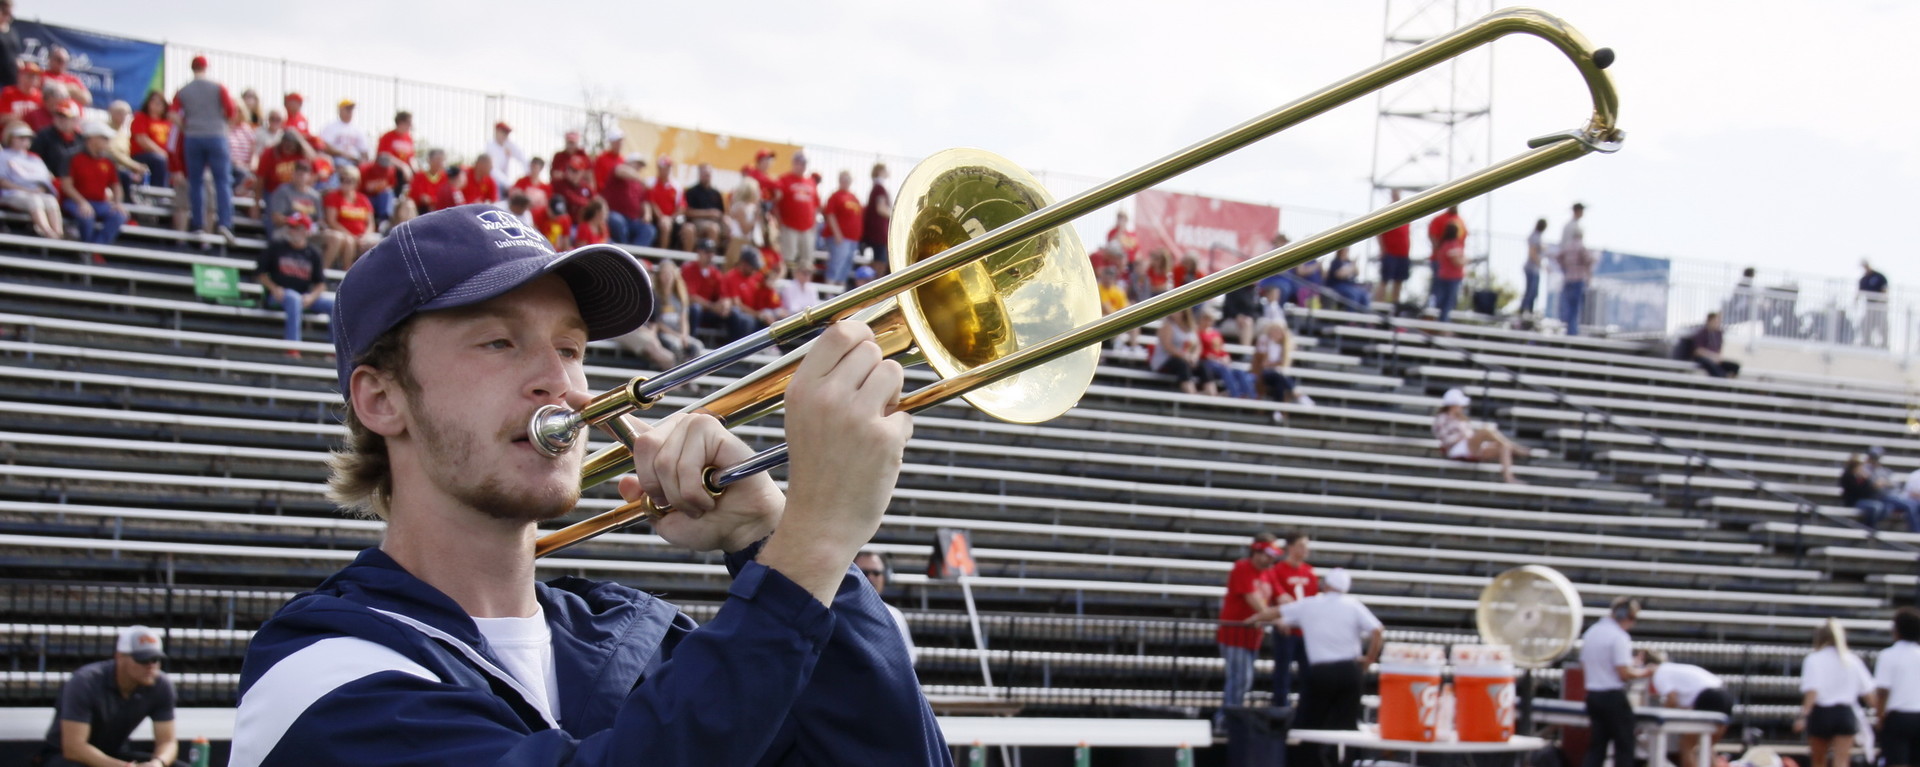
[47,0,1920,288]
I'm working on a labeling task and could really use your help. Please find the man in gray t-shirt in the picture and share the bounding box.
[171,55,237,239]
[40,625,179,766]
[266,161,323,240]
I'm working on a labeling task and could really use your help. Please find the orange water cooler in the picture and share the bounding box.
[1453,644,1517,741]
[1378,643,1445,741]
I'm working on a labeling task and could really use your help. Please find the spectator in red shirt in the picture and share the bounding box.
[772,153,819,272]
[1428,205,1467,322]
[599,152,654,248]
[0,61,42,120]
[432,163,468,211]
[716,245,774,340]
[1195,306,1250,398]
[822,170,863,285]
[549,155,593,221]
[535,195,572,250]
[510,156,550,204]
[256,130,314,198]
[1262,530,1317,705]
[742,148,778,201]
[282,92,312,142]
[1375,189,1412,307]
[592,130,626,191]
[322,163,379,270]
[648,156,682,249]
[1217,534,1281,727]
[43,47,88,107]
[461,155,500,205]
[376,110,414,194]
[23,80,65,133]
[408,148,449,214]
[59,123,125,245]
[573,198,610,246]
[128,90,170,186]
[358,160,395,226]
[682,238,754,341]
[551,130,589,189]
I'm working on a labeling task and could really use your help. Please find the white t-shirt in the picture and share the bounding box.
[474,607,561,724]
[1579,618,1633,691]
[776,278,821,318]
[1800,646,1874,706]
[318,120,370,162]
[1902,471,1920,499]
[1278,593,1382,664]
[1652,662,1722,707]
[1875,640,1920,712]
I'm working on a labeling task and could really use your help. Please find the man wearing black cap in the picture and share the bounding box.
[40,625,179,767]
[232,204,944,766]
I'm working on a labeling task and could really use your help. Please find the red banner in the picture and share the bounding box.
[1132,189,1281,272]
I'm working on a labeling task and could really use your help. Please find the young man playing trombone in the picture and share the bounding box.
[231,204,947,766]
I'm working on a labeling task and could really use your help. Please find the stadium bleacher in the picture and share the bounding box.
[0,196,1915,762]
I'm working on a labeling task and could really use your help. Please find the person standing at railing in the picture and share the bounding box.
[1521,218,1547,317]
[1428,206,1467,322]
[1215,533,1281,731]
[1262,531,1317,707]
[1375,190,1412,310]
[36,625,179,767]
[1860,260,1890,349]
[773,152,820,276]
[1557,202,1593,335]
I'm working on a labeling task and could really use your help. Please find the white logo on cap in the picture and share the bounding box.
[475,209,549,251]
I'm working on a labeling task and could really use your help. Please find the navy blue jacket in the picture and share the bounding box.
[231,546,949,766]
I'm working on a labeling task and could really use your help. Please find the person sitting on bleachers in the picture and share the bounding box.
[1150,307,1208,395]
[774,254,821,319]
[1252,318,1314,423]
[1840,448,1920,533]
[1196,306,1250,398]
[322,163,380,270]
[0,61,42,120]
[406,148,448,214]
[255,211,331,351]
[721,245,781,335]
[254,128,314,200]
[265,159,321,240]
[59,122,127,247]
[1097,265,1144,354]
[1687,311,1741,378]
[1324,247,1371,310]
[0,122,65,239]
[1641,649,1733,767]
[1432,388,1521,483]
[30,97,82,177]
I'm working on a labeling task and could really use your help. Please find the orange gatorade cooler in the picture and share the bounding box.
[1378,643,1445,741]
[1452,644,1517,742]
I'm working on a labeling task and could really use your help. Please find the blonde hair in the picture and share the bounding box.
[326,320,416,520]
[1814,617,1849,655]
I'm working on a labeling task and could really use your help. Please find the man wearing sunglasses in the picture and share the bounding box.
[38,625,179,767]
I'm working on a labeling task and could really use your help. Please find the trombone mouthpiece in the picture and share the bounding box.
[528,404,583,458]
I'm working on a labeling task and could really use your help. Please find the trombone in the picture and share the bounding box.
[529,7,1623,558]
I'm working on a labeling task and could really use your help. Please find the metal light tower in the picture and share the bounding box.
[1368,0,1496,283]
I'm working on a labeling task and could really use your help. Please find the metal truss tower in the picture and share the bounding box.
[1368,0,1495,280]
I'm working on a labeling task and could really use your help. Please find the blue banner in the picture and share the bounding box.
[12,21,164,108]
[1590,250,1671,333]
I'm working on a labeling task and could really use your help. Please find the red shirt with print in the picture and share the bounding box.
[461,174,499,204]
[324,189,374,237]
[553,149,590,186]
[649,179,681,218]
[511,175,551,198]
[682,262,724,303]
[825,189,862,242]
[773,173,818,231]
[743,166,777,200]
[45,72,86,100]
[1217,558,1272,650]
[720,269,770,310]
[410,170,448,212]
[536,209,572,248]
[130,113,170,157]
[376,130,414,167]
[285,111,311,140]
[1263,560,1318,637]
[358,162,394,195]
[256,146,304,196]
[551,177,593,217]
[0,85,39,118]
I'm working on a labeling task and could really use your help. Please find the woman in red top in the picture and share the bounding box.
[1142,249,1174,297]
[573,198,609,245]
[408,149,447,214]
[129,90,171,187]
[1173,253,1203,288]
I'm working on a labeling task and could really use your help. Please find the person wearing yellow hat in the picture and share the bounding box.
[319,97,369,169]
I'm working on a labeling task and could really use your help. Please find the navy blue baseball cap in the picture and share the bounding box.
[330,203,653,399]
